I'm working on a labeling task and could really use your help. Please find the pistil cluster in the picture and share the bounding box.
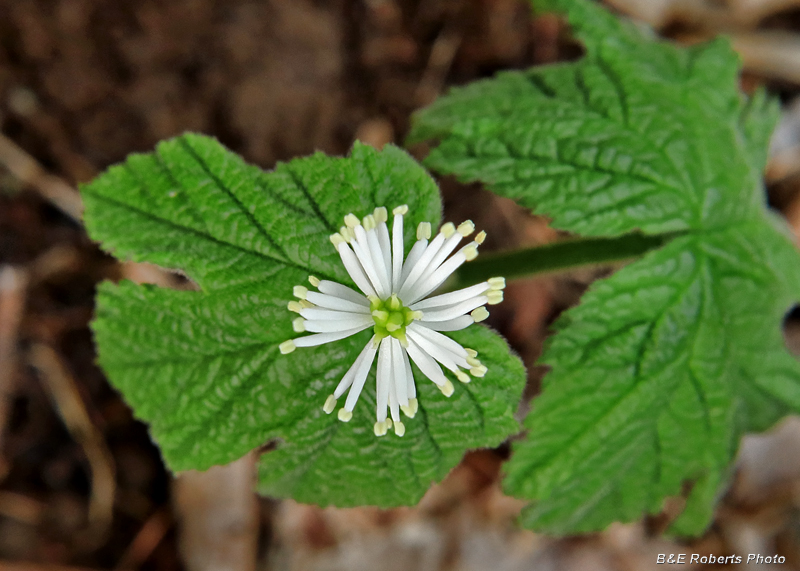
[369,294,420,345]
[279,206,505,437]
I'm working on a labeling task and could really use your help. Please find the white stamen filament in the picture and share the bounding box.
[391,337,408,406]
[416,296,489,322]
[302,315,373,332]
[361,224,392,295]
[404,336,448,387]
[305,291,371,313]
[407,241,480,303]
[398,232,447,298]
[419,315,474,331]
[334,338,377,398]
[400,239,428,284]
[293,325,372,348]
[299,307,371,321]
[344,340,379,411]
[337,242,377,297]
[392,210,404,291]
[350,234,388,298]
[283,206,503,436]
[410,281,491,311]
[408,323,470,363]
[407,328,465,374]
[415,231,464,288]
[317,280,370,306]
[376,218,392,287]
[402,349,416,401]
[376,338,391,422]
[388,371,400,422]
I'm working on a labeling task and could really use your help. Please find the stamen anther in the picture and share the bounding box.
[373,207,388,223]
[457,220,475,237]
[373,420,388,436]
[439,380,455,397]
[471,307,490,322]
[400,400,417,418]
[470,365,488,377]
[344,213,360,228]
[487,291,504,305]
[417,222,431,240]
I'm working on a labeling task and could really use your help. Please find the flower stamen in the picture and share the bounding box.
[280,205,506,436]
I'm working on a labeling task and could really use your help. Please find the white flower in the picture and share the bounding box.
[279,205,505,437]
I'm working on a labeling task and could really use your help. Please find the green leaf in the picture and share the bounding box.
[257,325,525,506]
[505,225,800,533]
[407,6,760,237]
[408,0,800,534]
[739,87,781,175]
[84,134,526,506]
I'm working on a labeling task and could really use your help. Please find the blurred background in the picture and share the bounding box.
[2,0,800,569]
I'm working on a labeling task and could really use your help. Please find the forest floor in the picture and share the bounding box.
[2,0,800,570]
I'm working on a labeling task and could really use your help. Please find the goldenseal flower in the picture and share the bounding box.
[279,205,505,437]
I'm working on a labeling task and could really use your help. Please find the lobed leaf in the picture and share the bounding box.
[409,0,800,534]
[84,134,526,505]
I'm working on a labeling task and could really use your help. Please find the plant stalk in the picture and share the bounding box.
[450,232,674,288]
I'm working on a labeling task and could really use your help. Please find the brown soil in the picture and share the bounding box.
[1,1,800,570]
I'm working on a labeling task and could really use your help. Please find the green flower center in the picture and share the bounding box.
[370,294,419,345]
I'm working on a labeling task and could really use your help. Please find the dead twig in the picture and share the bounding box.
[726,0,800,28]
[27,245,84,286]
[0,133,83,223]
[767,147,800,184]
[0,267,28,482]
[732,31,800,86]
[28,344,116,549]
[172,452,259,571]
[0,563,104,571]
[609,0,800,30]
[0,133,195,293]
[115,507,172,571]
[415,23,463,107]
[0,491,45,526]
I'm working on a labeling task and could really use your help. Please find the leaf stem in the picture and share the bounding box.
[451,232,675,288]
